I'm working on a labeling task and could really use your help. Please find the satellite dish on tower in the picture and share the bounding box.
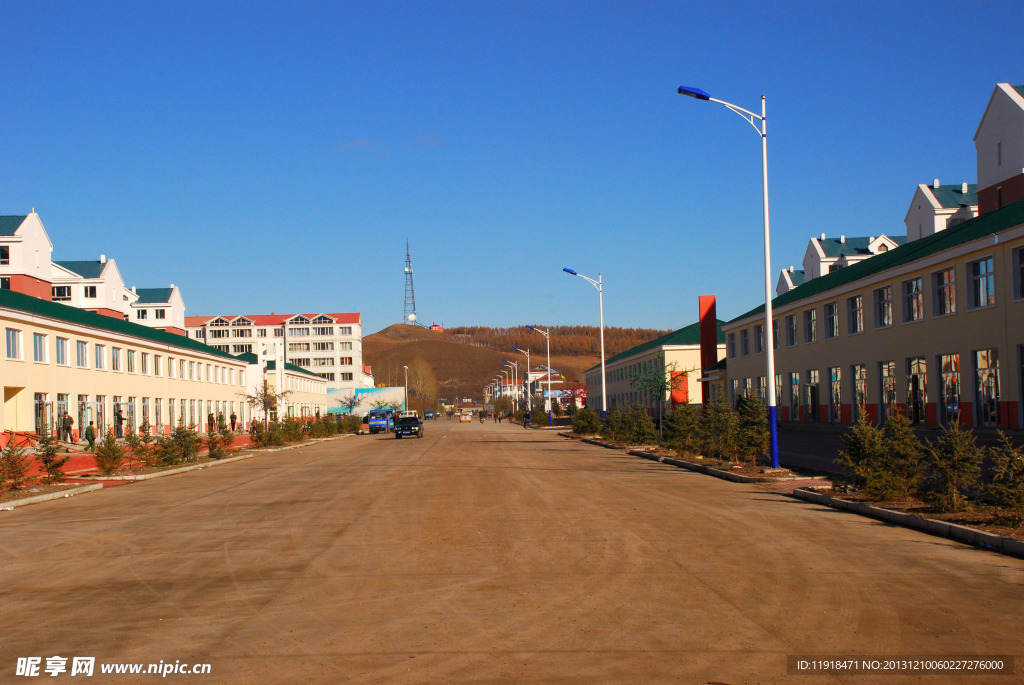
[408,313,417,323]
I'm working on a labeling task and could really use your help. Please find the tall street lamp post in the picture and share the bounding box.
[503,360,518,410]
[511,346,530,410]
[403,365,409,412]
[677,84,779,468]
[563,268,606,420]
[526,325,553,425]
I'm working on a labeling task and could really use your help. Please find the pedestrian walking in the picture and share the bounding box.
[115,409,125,438]
[61,412,74,442]
[230,412,237,432]
[85,421,97,452]
[523,411,530,429]
[207,413,215,434]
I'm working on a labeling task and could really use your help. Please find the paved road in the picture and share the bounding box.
[1,421,1022,684]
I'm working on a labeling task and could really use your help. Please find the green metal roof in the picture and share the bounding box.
[728,197,1024,325]
[134,288,174,304]
[585,320,725,373]
[784,269,805,286]
[234,352,325,380]
[55,260,106,279]
[817,235,906,259]
[929,183,978,209]
[1014,85,1024,99]
[0,287,239,360]
[0,216,27,236]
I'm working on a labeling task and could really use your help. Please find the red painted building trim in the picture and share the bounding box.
[84,307,125,320]
[978,173,1024,215]
[9,274,52,299]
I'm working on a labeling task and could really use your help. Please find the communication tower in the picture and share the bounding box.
[403,241,418,325]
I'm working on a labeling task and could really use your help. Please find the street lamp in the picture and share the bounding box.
[512,346,531,410]
[403,365,409,411]
[563,268,606,420]
[503,360,518,409]
[677,84,780,468]
[526,325,553,425]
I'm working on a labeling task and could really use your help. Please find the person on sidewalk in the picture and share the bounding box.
[115,409,125,439]
[523,411,530,429]
[61,412,74,442]
[230,411,237,432]
[85,421,97,452]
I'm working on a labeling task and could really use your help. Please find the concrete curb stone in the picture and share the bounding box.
[791,487,1024,560]
[0,484,105,510]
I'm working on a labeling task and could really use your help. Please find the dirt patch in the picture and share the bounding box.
[0,482,84,504]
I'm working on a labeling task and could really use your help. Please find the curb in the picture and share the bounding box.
[0,484,105,510]
[95,451,257,481]
[791,487,1024,560]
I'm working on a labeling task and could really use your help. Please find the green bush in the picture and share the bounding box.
[207,426,225,460]
[155,423,200,466]
[699,393,739,461]
[836,409,886,489]
[35,431,71,484]
[664,403,700,457]
[837,410,922,500]
[280,420,304,442]
[737,397,770,464]
[2,440,34,489]
[340,415,362,434]
[601,407,626,441]
[987,431,1024,525]
[572,408,601,435]
[266,423,287,446]
[624,404,658,445]
[921,422,983,511]
[249,421,266,448]
[94,432,126,475]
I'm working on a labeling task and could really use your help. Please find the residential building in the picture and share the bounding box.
[129,286,187,335]
[583,320,725,415]
[185,312,369,394]
[975,83,1024,214]
[905,180,978,241]
[237,353,328,421]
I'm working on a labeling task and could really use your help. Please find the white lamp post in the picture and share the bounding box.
[403,365,409,412]
[677,84,780,468]
[512,346,530,410]
[563,268,606,420]
[503,360,518,409]
[526,325,553,425]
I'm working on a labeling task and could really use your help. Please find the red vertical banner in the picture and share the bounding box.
[698,296,717,406]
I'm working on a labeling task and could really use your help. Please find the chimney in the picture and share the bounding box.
[789,265,794,272]
[100,254,106,264]
[933,178,940,189]
[169,283,175,289]
[698,296,717,406]
[820,232,826,240]
[840,235,846,243]
[962,182,969,194]
[131,286,136,294]
[869,236,875,243]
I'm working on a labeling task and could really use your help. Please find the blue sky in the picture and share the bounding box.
[4,1,1023,336]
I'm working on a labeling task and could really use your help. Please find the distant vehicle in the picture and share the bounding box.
[424,410,434,420]
[399,410,419,419]
[459,413,472,423]
[394,415,424,439]
[367,409,394,434]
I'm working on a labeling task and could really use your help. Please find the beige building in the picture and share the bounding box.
[583,320,725,414]
[722,199,1024,430]
[2,286,252,440]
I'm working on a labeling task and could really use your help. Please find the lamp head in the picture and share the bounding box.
[562,268,577,276]
[677,85,711,100]
[525,325,535,330]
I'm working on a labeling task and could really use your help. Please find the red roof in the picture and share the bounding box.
[185,312,361,327]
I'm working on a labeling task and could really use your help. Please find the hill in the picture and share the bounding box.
[362,323,670,405]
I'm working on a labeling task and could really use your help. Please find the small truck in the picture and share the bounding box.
[394,415,424,439]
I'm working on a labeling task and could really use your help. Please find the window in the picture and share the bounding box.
[339,341,352,351]
[785,315,797,347]
[0,277,8,290]
[339,373,353,381]
[874,286,893,328]
[111,347,121,371]
[847,295,864,334]
[852,365,867,422]
[77,341,88,368]
[903,277,923,322]
[289,342,310,352]
[727,333,736,358]
[772,321,779,350]
[180,360,187,379]
[803,309,816,344]
[805,369,820,422]
[210,329,229,339]
[314,342,334,351]
[314,326,333,336]
[94,344,106,370]
[188,361,195,380]
[274,328,284,337]
[906,357,926,425]
[5,328,22,360]
[139,352,146,374]
[313,357,335,367]
[232,328,252,338]
[232,344,252,354]
[789,371,801,420]
[974,349,1000,427]
[84,285,97,299]
[338,357,353,365]
[879,360,897,421]
[56,337,68,366]
[0,245,8,265]
[969,257,995,308]
[753,324,763,354]
[33,333,47,363]
[933,267,956,316]
[257,328,268,337]
[137,309,148,320]
[288,327,310,336]
[824,302,839,339]
[1015,247,1024,299]
[829,367,842,423]
[155,309,166,319]
[52,285,71,301]
[154,355,161,376]
[740,329,750,356]
[339,327,352,335]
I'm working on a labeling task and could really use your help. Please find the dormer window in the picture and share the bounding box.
[877,245,888,252]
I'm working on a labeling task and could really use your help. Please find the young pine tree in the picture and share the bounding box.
[699,393,739,462]
[664,403,700,458]
[35,430,71,484]
[737,398,770,465]
[987,431,1024,526]
[93,432,126,476]
[836,407,886,489]
[922,422,983,512]
[2,440,34,490]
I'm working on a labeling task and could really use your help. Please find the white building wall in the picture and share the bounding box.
[975,84,1024,190]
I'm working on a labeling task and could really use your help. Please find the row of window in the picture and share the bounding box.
[730,348,1007,428]
[729,249,1024,357]
[194,326,354,340]
[288,342,350,352]
[34,394,251,435]
[5,328,243,385]
[208,315,337,327]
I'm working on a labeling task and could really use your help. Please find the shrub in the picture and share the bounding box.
[921,422,983,511]
[572,408,601,435]
[266,423,287,446]
[531,397,546,426]
[623,404,658,445]
[35,430,71,484]
[155,423,200,466]
[987,431,1024,525]
[206,426,225,460]
[281,420,304,443]
[249,421,266,448]
[737,397,770,464]
[2,440,34,489]
[664,403,700,457]
[340,415,362,434]
[601,407,626,441]
[218,413,235,452]
[836,408,886,490]
[699,393,739,461]
[137,419,157,467]
[93,433,126,475]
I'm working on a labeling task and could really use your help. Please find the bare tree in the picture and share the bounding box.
[335,393,362,416]
[630,358,694,443]
[241,377,292,431]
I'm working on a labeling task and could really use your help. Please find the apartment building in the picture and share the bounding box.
[1,286,251,439]
[185,312,369,394]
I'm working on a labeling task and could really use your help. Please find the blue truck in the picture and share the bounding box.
[367,409,394,434]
